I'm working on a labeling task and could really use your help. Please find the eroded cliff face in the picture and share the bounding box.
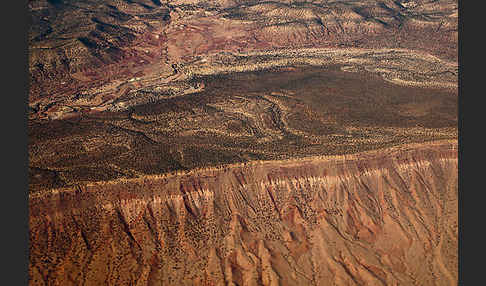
[29,141,457,285]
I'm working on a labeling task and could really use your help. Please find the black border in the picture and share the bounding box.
[457,0,463,284]
[11,0,29,284]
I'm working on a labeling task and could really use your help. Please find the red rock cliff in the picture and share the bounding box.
[29,140,457,285]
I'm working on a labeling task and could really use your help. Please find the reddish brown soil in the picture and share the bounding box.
[29,141,457,285]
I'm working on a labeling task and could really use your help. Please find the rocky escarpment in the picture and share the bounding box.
[29,140,457,285]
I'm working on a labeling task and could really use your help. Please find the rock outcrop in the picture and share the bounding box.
[29,141,457,285]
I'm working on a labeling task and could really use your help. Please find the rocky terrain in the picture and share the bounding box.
[28,0,458,285]
[28,0,458,121]
[29,141,457,285]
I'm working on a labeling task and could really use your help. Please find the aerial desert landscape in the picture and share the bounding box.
[28,0,458,285]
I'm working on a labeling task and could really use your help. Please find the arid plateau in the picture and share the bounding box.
[28,0,458,285]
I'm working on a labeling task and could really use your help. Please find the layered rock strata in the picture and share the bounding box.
[29,140,457,285]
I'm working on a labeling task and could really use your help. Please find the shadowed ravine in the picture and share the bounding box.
[29,140,457,285]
